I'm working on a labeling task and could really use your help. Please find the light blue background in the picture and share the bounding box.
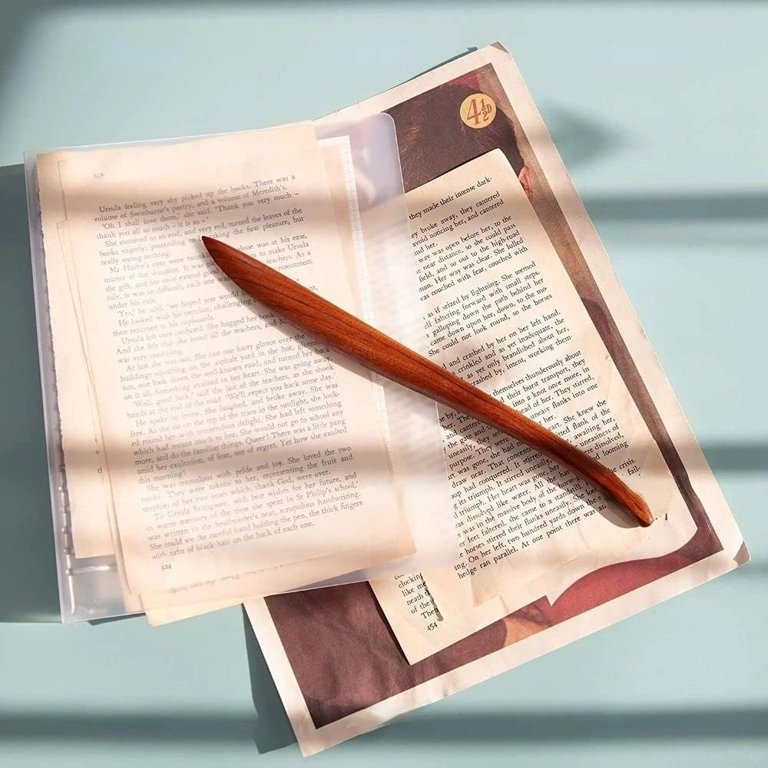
[0,3,766,767]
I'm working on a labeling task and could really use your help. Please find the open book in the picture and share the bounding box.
[241,44,748,755]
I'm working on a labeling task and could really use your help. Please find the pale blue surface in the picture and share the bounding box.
[1,3,766,767]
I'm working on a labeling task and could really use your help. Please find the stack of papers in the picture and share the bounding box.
[27,43,747,755]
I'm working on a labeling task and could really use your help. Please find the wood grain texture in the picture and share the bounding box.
[202,236,652,527]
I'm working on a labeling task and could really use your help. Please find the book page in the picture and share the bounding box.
[38,126,414,598]
[54,139,368,607]
[39,127,314,594]
[142,136,424,622]
[37,128,325,561]
[61,136,370,601]
[47,133,443,621]
[370,150,696,662]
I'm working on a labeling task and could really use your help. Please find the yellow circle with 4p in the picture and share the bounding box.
[460,93,497,129]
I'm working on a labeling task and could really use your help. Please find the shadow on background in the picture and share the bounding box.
[0,162,58,623]
[701,441,768,473]
[584,192,768,221]
[545,107,623,170]
[364,708,768,744]
[242,607,297,752]
[0,707,765,744]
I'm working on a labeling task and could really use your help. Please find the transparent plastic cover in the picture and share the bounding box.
[26,116,456,623]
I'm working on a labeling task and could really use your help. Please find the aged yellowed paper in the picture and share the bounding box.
[369,149,696,663]
[143,137,413,623]
[38,125,412,599]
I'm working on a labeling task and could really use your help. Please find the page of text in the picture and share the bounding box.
[38,127,412,596]
[371,150,697,662]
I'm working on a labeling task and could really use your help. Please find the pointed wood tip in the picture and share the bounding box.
[201,236,261,293]
[201,235,242,275]
[201,235,218,253]
[632,495,654,527]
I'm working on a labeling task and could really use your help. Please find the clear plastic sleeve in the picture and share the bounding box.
[26,116,456,622]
